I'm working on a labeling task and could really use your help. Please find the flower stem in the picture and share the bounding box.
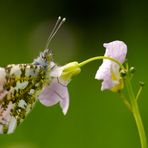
[136,86,143,101]
[125,77,147,148]
[119,92,132,112]
[78,56,125,70]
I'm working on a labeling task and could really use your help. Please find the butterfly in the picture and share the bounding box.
[0,17,66,134]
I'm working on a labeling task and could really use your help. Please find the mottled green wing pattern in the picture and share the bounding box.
[0,64,47,134]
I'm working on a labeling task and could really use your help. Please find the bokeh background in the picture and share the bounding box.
[0,0,148,148]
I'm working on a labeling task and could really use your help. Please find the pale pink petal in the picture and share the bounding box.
[38,78,69,115]
[50,64,63,78]
[59,88,69,115]
[103,40,127,63]
[38,85,59,106]
[95,61,111,80]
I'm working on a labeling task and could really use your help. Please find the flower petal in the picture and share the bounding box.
[38,78,69,115]
[103,40,127,63]
[50,66,63,78]
[95,60,111,80]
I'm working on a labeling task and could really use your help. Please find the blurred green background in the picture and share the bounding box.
[0,0,148,148]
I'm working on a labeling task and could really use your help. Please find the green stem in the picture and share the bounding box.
[119,92,132,112]
[125,77,147,148]
[78,56,125,70]
[136,86,143,101]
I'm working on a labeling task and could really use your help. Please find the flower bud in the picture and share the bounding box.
[61,62,81,81]
[130,67,136,73]
[139,81,145,87]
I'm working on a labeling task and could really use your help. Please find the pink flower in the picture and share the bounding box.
[38,62,80,115]
[95,41,127,92]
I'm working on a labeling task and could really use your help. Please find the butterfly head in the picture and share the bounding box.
[33,48,53,67]
[33,16,66,68]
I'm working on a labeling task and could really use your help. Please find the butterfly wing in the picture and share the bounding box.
[0,64,46,134]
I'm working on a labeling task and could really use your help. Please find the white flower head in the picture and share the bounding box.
[95,40,127,92]
[38,62,81,115]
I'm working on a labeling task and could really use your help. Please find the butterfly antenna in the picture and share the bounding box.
[45,16,66,50]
